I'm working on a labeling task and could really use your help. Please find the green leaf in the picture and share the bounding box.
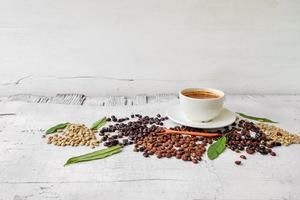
[90,117,107,130]
[66,145,122,163]
[237,112,277,123]
[64,145,122,166]
[207,136,227,160]
[46,122,70,134]
[65,149,122,166]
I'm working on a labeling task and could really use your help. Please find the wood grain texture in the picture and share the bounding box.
[0,94,300,200]
[1,0,300,95]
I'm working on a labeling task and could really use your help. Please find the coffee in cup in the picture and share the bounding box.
[179,88,225,122]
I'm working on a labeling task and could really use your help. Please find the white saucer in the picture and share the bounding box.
[166,106,236,129]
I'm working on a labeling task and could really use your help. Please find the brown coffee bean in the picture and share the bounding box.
[106,114,220,165]
[246,148,254,155]
[192,159,198,164]
[270,152,276,156]
[240,155,247,159]
[143,152,149,157]
[182,155,188,161]
[196,156,202,161]
[183,153,190,157]
[235,160,242,165]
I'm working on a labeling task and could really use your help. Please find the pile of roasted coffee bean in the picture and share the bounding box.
[224,120,278,165]
[98,114,279,165]
[225,120,278,155]
[133,132,209,163]
[99,114,167,147]
[98,114,210,164]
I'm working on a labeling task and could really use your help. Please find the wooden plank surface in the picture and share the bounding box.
[1,0,300,96]
[0,94,300,200]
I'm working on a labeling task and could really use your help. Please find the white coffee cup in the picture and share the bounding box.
[179,88,225,122]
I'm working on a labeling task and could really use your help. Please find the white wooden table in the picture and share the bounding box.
[1,94,300,200]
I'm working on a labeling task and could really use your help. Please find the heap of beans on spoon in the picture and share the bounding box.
[98,114,279,165]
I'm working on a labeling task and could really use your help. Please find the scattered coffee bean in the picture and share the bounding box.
[270,152,277,156]
[225,120,275,156]
[246,148,254,155]
[192,159,198,164]
[256,123,300,146]
[143,152,149,157]
[235,160,242,165]
[133,132,207,164]
[96,115,280,166]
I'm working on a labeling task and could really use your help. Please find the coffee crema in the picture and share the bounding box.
[182,90,219,99]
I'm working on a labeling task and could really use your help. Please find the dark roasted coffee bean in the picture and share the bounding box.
[143,152,149,157]
[258,148,268,155]
[275,142,282,146]
[246,148,254,155]
[99,132,105,136]
[192,159,198,164]
[235,160,242,165]
[237,145,243,151]
[111,140,119,145]
[270,152,276,156]
[104,141,111,146]
[266,148,272,153]
[182,155,188,161]
[112,135,118,139]
[102,136,108,141]
[100,129,105,133]
[240,155,247,159]
[139,146,145,152]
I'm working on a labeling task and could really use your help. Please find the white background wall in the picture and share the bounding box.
[0,0,300,96]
